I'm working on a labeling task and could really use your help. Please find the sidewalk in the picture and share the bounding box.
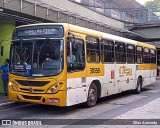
[0,93,9,104]
[0,93,15,109]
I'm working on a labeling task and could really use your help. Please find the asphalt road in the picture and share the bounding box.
[0,80,160,128]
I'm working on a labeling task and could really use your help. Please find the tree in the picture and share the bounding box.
[144,0,160,12]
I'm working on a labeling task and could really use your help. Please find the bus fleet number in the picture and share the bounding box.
[90,68,100,74]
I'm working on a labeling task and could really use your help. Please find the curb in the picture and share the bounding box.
[0,101,29,110]
[0,101,15,110]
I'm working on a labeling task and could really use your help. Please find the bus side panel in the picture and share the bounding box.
[66,63,105,106]
[150,70,157,83]
[121,64,136,91]
[150,64,157,83]
[137,64,151,87]
[100,64,117,97]
[92,63,137,97]
[115,64,127,93]
[151,64,157,83]
[66,78,87,106]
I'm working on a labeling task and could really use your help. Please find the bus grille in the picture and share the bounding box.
[22,95,41,100]
[20,88,44,93]
[16,80,49,87]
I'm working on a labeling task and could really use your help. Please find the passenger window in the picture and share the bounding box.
[67,37,85,72]
[101,40,114,62]
[151,49,156,64]
[86,36,100,63]
[143,48,150,63]
[136,46,143,64]
[115,42,126,63]
[127,44,135,64]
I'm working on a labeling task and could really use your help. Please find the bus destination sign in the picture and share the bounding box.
[13,25,64,39]
[20,28,57,36]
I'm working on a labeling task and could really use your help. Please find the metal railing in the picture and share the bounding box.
[73,0,160,24]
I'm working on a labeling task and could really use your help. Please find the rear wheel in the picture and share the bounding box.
[85,83,98,108]
[133,78,142,94]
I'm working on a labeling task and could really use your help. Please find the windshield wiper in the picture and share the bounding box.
[37,38,50,67]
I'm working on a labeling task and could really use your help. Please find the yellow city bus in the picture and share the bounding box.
[8,23,157,107]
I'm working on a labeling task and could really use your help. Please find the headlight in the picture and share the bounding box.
[46,84,59,93]
[9,81,12,86]
[9,81,18,91]
[46,82,64,94]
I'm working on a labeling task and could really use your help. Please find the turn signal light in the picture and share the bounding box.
[58,82,63,85]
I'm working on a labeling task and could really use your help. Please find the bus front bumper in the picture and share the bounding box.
[8,90,66,107]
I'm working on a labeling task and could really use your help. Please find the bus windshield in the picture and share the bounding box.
[10,39,64,77]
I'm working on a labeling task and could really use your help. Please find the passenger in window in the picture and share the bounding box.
[42,53,53,69]
[44,46,56,61]
[44,54,52,61]
[67,50,76,63]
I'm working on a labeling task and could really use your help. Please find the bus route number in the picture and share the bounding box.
[90,68,100,74]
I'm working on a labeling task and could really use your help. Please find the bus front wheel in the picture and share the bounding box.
[85,83,98,108]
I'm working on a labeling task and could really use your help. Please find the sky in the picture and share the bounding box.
[136,0,153,5]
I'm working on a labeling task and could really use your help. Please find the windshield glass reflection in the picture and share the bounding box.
[10,39,63,77]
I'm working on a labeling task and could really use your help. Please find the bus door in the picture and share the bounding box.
[66,35,86,106]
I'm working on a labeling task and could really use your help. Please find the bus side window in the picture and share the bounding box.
[67,37,85,72]
[151,49,156,64]
[136,46,143,64]
[143,48,150,64]
[115,42,126,63]
[101,39,114,63]
[86,36,100,63]
[127,44,135,64]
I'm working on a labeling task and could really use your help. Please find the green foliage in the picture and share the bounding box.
[145,0,160,12]
[0,20,15,93]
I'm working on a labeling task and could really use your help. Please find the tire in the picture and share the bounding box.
[133,78,142,94]
[85,83,98,108]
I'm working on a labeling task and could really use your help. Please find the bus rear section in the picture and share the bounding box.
[136,42,157,90]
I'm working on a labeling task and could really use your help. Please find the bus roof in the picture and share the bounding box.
[68,24,137,45]
[137,42,156,49]
[15,23,68,29]
[68,24,103,37]
[15,23,156,49]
